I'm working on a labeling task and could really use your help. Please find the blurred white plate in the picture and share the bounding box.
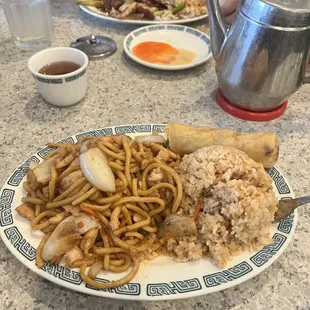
[79,5,208,25]
[123,25,212,70]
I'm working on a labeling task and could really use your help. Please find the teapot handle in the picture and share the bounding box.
[305,58,310,84]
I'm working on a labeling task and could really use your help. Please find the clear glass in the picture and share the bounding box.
[3,0,53,50]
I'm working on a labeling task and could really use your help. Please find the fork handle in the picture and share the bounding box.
[296,196,310,207]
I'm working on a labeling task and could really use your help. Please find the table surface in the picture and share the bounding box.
[1,1,310,309]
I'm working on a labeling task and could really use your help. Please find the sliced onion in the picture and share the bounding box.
[135,134,166,144]
[32,157,55,183]
[79,147,116,192]
[42,216,79,261]
[80,140,89,154]
[42,213,99,261]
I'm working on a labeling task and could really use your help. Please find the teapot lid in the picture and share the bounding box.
[70,35,117,60]
[241,0,310,28]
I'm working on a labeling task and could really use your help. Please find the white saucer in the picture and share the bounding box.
[123,24,212,71]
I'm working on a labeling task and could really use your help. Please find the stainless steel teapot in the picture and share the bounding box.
[206,0,310,112]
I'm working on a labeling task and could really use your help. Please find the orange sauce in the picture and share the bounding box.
[132,41,196,66]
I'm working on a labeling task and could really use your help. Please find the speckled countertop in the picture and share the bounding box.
[1,1,310,309]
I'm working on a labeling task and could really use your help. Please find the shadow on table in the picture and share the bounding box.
[184,88,310,136]
[23,93,86,124]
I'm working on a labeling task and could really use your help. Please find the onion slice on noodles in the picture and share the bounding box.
[79,147,116,192]
[42,213,99,261]
[135,135,166,144]
[32,157,56,183]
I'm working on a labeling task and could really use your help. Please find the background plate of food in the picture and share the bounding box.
[0,123,297,300]
[78,0,208,24]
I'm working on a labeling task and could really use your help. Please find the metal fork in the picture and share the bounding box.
[274,196,310,223]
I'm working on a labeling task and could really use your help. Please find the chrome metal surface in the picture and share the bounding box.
[206,0,310,112]
[205,0,229,62]
[274,195,310,222]
[71,35,117,60]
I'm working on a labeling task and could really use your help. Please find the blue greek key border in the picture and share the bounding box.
[185,27,203,38]
[32,70,86,84]
[115,125,151,134]
[65,69,86,83]
[152,125,165,133]
[266,167,291,194]
[86,279,141,295]
[147,278,202,296]
[278,212,294,234]
[4,226,36,261]
[75,128,113,141]
[250,233,287,267]
[126,35,134,51]
[34,76,63,84]
[126,25,211,56]
[203,261,253,288]
[0,189,14,226]
[42,262,82,285]
[167,25,185,31]
[133,27,148,37]
[7,156,40,187]
[37,137,75,159]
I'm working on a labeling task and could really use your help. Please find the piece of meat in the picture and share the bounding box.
[137,0,167,9]
[27,170,39,191]
[65,245,84,266]
[154,0,182,7]
[104,0,125,11]
[60,170,84,190]
[117,2,138,18]
[113,0,125,9]
[149,167,164,182]
[42,186,49,198]
[104,0,113,11]
[136,5,155,20]
[156,149,171,163]
[62,204,81,214]
[88,261,104,279]
[16,203,35,221]
[81,228,99,255]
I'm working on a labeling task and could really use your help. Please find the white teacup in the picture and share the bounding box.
[28,47,89,107]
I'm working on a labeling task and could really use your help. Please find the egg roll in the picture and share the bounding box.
[166,123,279,168]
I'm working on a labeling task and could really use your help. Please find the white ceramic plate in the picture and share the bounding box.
[79,5,208,25]
[0,124,297,301]
[123,25,212,70]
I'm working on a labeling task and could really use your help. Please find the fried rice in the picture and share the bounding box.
[166,145,278,268]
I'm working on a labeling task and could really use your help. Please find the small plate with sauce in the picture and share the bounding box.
[123,25,212,71]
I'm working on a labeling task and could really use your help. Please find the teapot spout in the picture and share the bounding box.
[206,0,229,62]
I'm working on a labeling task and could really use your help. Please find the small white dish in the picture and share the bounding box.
[123,25,212,71]
[28,47,89,107]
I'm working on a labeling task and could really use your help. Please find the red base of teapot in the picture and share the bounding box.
[216,89,288,122]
